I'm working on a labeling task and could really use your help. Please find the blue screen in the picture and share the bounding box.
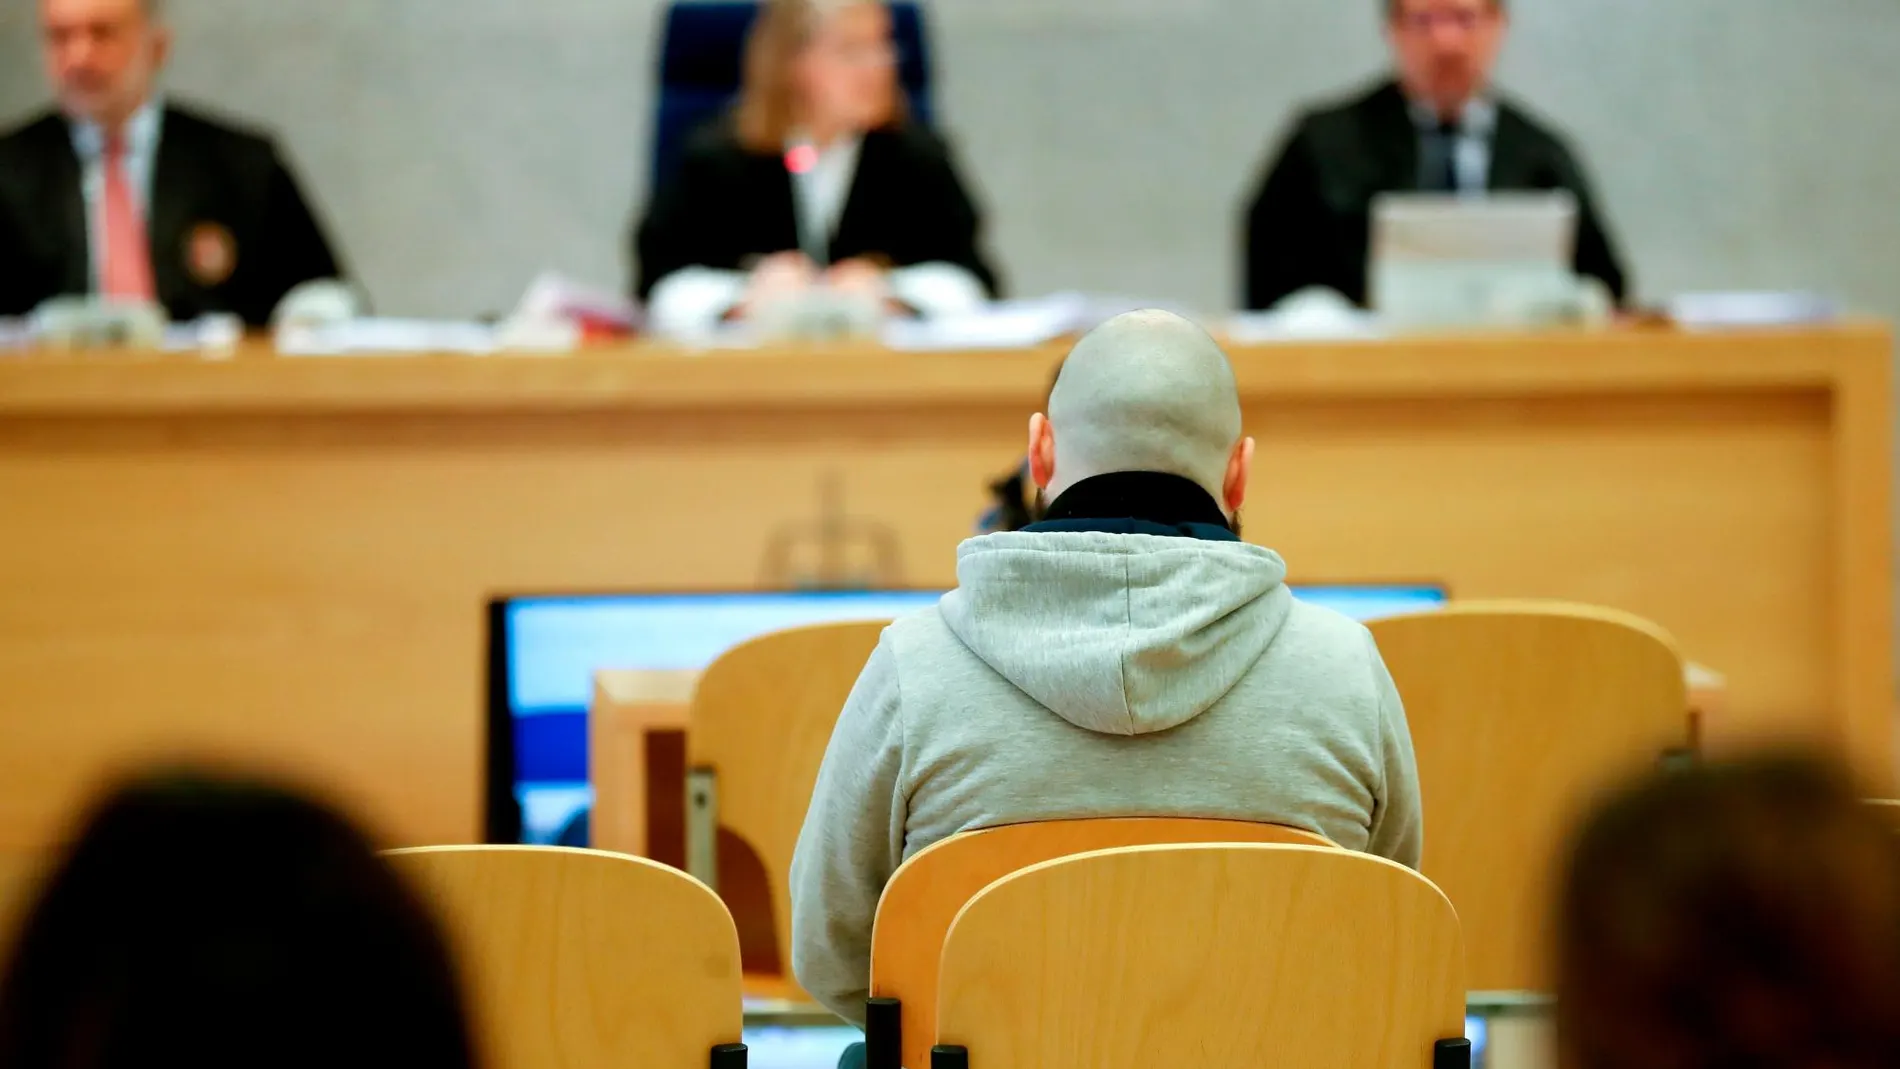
[495,585,1446,843]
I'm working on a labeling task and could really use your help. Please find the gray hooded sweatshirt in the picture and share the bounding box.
[788,530,1422,1025]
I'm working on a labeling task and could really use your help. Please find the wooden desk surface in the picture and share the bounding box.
[0,326,1889,848]
[0,325,1888,414]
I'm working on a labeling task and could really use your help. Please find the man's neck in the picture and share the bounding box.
[1399,83,1488,126]
[794,118,852,153]
[71,95,157,140]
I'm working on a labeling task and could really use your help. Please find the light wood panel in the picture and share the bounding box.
[0,327,1888,855]
[687,621,886,999]
[935,843,1466,1068]
[386,846,742,1069]
[1257,392,1830,723]
[1370,602,1690,993]
[589,670,698,859]
[874,819,1333,1069]
[0,326,1885,414]
[1486,1016,1557,1069]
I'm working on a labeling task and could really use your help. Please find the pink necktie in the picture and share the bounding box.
[100,133,155,302]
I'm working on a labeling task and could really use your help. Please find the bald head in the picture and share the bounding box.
[1035,310,1247,505]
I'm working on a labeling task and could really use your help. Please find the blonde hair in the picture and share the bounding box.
[734,0,904,153]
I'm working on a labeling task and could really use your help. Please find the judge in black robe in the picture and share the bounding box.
[634,116,999,311]
[1241,0,1626,312]
[1241,80,1626,312]
[0,103,347,327]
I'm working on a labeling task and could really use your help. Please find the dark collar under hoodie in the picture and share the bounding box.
[1024,471,1240,542]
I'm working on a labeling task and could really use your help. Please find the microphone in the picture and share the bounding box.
[784,141,819,176]
[272,279,363,329]
[271,279,365,353]
[30,296,167,349]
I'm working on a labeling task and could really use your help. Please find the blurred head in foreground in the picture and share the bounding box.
[1557,752,1900,1069]
[0,770,476,1069]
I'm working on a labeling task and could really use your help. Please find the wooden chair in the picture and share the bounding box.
[1369,600,1688,994]
[385,846,746,1069]
[866,818,1334,1069]
[932,843,1469,1069]
[685,620,887,999]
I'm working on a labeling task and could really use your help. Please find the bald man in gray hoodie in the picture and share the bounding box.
[789,309,1423,1027]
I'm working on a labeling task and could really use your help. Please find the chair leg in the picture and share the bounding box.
[1435,1037,1472,1069]
[864,997,901,1069]
[930,1045,969,1069]
[710,1042,748,1067]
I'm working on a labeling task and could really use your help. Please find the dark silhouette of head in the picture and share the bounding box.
[1557,752,1900,1069]
[0,770,477,1069]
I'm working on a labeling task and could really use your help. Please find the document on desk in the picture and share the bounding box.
[1667,292,1840,331]
[882,295,1091,350]
[276,319,500,356]
[1227,308,1383,343]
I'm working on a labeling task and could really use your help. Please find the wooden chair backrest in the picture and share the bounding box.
[937,843,1466,1068]
[386,846,741,1069]
[1368,600,1687,992]
[686,619,887,995]
[873,818,1333,1069]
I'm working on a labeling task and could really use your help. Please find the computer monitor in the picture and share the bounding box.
[485,584,1448,844]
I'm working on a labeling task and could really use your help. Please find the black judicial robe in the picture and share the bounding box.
[633,117,1001,301]
[0,102,346,327]
[1241,79,1628,312]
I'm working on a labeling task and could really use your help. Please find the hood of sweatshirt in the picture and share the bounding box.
[937,531,1292,736]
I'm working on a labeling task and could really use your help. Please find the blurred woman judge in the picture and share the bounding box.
[634,0,1001,335]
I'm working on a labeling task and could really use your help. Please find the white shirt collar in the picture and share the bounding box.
[786,131,865,262]
[788,131,865,171]
[69,96,163,161]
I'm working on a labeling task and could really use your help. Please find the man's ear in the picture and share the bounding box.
[151,24,174,70]
[1224,437,1255,514]
[1027,413,1056,491]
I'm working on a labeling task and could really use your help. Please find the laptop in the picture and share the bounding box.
[1370,191,1580,329]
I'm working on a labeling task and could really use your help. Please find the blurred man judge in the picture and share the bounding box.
[1242,0,1627,312]
[0,0,348,326]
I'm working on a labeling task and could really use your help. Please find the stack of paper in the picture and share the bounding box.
[882,295,1090,350]
[1668,292,1840,331]
[512,271,641,334]
[276,319,500,356]
[1227,309,1382,343]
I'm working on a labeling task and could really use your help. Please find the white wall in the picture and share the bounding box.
[4,0,1898,321]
